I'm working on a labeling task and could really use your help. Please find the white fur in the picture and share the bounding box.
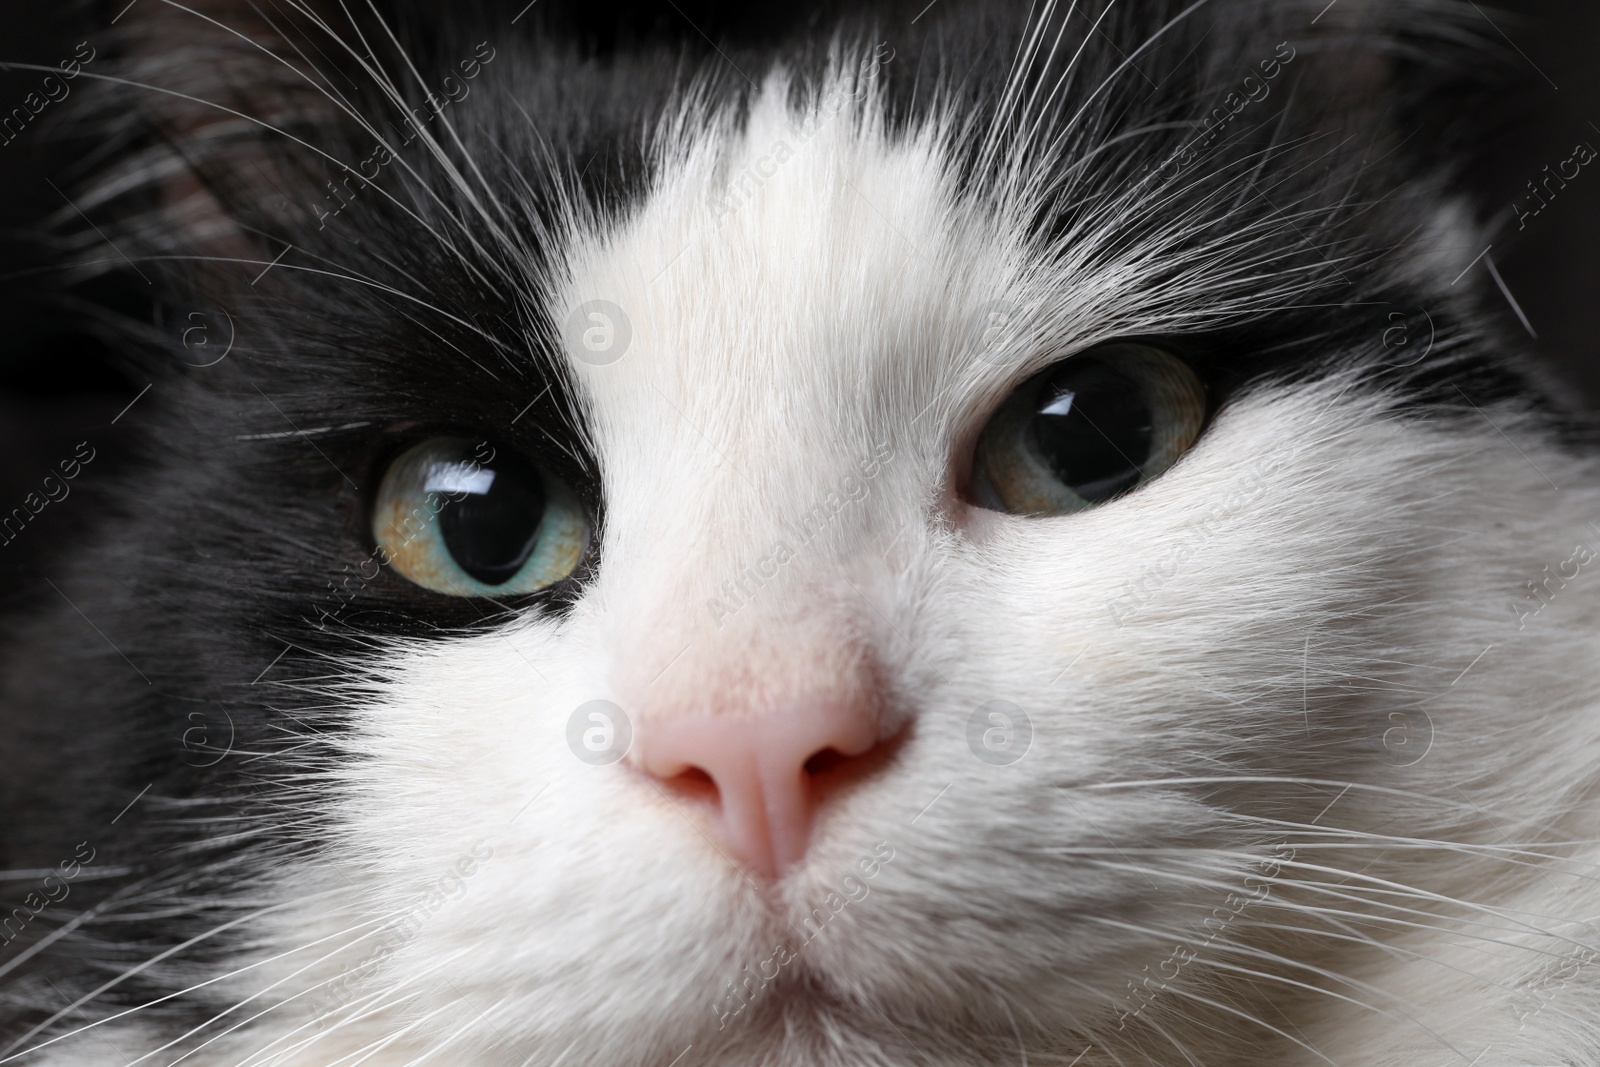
[38,50,1600,1067]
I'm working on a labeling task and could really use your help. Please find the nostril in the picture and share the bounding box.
[802,747,848,777]
[804,730,906,790]
[664,765,720,804]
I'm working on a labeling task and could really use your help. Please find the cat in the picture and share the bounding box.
[2,0,1599,1064]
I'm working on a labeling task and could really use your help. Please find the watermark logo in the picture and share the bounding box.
[970,299,1036,367]
[312,42,496,229]
[180,706,236,768]
[311,440,496,630]
[567,700,632,765]
[1114,843,1294,1030]
[1106,439,1300,626]
[706,440,895,628]
[563,300,632,367]
[1514,138,1597,231]
[0,41,95,148]
[1380,307,1433,369]
[966,700,1033,766]
[1512,538,1596,630]
[309,839,493,1027]
[177,308,235,368]
[1,841,95,953]
[711,840,895,1030]
[1379,707,1434,768]
[1152,42,1295,180]
[707,43,894,229]
[0,440,96,550]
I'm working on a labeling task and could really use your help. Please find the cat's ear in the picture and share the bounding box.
[107,0,362,283]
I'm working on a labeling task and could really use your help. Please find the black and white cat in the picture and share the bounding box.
[3,0,1599,1064]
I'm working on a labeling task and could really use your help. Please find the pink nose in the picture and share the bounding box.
[637,695,882,880]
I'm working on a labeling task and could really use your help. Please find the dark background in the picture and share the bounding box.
[0,0,1596,607]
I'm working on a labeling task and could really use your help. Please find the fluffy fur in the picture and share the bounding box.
[3,1,1599,1065]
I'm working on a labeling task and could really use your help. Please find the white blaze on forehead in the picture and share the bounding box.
[548,67,1024,619]
[556,72,1002,437]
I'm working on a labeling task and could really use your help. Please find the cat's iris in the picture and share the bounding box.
[971,344,1206,516]
[372,437,588,596]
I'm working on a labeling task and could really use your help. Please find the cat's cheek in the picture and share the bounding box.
[856,856,880,879]
[872,840,895,862]
[41,476,69,503]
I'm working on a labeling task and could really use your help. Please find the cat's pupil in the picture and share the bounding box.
[434,455,547,586]
[1026,358,1153,504]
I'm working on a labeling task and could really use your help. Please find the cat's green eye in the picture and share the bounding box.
[971,344,1206,517]
[372,437,589,597]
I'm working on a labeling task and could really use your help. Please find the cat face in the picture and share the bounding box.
[6,2,1597,1066]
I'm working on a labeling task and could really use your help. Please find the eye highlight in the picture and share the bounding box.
[970,343,1206,517]
[372,437,589,597]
